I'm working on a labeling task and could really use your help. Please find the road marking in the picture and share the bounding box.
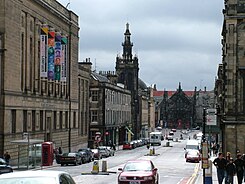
[178,163,200,184]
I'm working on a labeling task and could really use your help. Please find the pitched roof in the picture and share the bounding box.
[153,90,195,98]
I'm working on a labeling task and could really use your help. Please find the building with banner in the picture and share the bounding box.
[215,0,245,156]
[0,0,89,165]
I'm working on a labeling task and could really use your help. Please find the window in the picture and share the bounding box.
[65,111,68,129]
[32,110,35,131]
[91,110,98,122]
[53,111,57,130]
[60,111,63,129]
[73,111,76,128]
[91,90,98,101]
[40,110,43,131]
[11,110,16,133]
[23,110,27,132]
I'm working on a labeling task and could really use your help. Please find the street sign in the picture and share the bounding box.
[95,135,101,142]
[206,108,217,126]
[202,142,209,169]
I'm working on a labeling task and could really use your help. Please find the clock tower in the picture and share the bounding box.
[116,23,140,139]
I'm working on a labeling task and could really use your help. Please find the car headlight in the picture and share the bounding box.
[144,176,153,180]
[118,176,127,181]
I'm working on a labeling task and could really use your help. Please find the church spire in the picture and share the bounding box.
[122,23,133,60]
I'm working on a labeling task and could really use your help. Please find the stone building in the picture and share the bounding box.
[0,0,89,165]
[215,0,245,155]
[89,71,132,148]
[154,83,195,129]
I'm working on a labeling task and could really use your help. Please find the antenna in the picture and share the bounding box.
[65,0,71,9]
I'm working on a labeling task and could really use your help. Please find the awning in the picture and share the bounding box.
[126,127,134,135]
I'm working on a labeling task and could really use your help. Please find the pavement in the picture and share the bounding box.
[193,156,239,184]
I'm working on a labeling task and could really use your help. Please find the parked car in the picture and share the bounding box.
[123,142,133,150]
[0,158,13,175]
[118,160,159,184]
[91,149,102,160]
[0,170,76,184]
[78,148,94,162]
[98,148,110,158]
[78,151,91,163]
[186,150,201,163]
[105,146,115,156]
[59,152,82,166]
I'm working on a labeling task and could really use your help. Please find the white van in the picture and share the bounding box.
[150,132,162,146]
[184,140,200,157]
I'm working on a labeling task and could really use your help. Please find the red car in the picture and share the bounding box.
[186,150,201,163]
[123,142,133,150]
[118,160,159,184]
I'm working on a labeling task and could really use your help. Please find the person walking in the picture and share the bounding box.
[213,152,227,184]
[234,153,244,184]
[3,152,11,165]
[225,158,236,184]
[225,152,232,183]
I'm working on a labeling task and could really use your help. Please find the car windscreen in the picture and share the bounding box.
[186,145,199,150]
[124,162,152,171]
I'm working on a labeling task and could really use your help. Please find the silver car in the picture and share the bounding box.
[0,170,76,184]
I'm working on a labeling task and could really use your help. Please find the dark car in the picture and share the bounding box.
[78,151,91,163]
[78,148,94,162]
[118,160,159,184]
[59,152,82,166]
[0,158,13,175]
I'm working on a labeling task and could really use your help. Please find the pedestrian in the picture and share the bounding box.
[58,147,62,154]
[225,158,236,184]
[234,153,244,184]
[213,152,227,184]
[225,152,232,183]
[3,152,11,165]
[242,154,245,182]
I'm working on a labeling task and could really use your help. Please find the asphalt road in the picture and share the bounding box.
[44,129,200,184]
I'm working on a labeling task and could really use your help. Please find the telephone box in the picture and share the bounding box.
[42,142,54,166]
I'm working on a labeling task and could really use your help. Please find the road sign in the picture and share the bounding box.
[95,135,101,142]
[206,108,217,126]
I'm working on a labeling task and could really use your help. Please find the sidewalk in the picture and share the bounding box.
[194,156,238,184]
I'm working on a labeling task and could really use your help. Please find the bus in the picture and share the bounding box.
[149,132,163,146]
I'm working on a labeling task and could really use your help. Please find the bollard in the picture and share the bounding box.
[152,148,155,155]
[91,161,99,174]
[175,138,178,142]
[166,141,170,147]
[149,149,153,155]
[101,160,107,172]
[205,160,213,184]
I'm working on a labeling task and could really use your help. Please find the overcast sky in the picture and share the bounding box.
[57,0,224,91]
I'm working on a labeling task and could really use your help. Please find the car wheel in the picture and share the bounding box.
[74,161,78,166]
[61,163,64,166]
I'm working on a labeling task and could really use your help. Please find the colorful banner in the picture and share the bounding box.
[48,31,55,80]
[54,33,61,80]
[61,37,67,82]
[40,26,48,77]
